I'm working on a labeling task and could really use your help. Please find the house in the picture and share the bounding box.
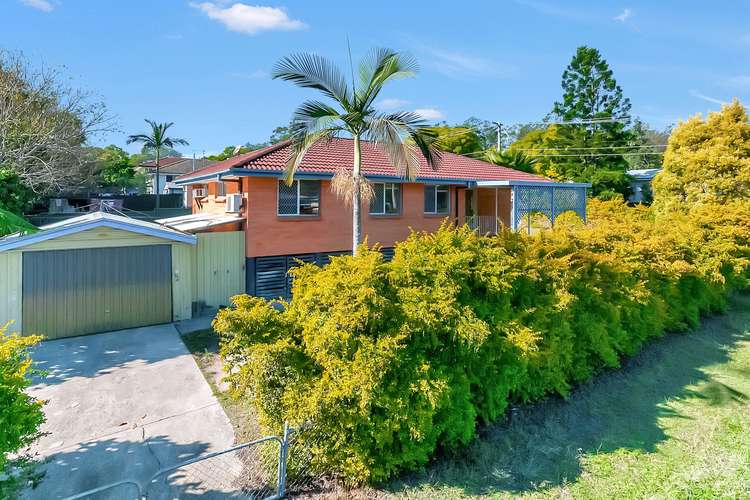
[0,211,245,339]
[138,157,216,197]
[173,138,589,300]
[626,168,660,204]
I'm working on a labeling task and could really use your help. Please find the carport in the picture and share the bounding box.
[0,212,196,339]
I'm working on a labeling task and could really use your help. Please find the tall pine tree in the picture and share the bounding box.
[543,46,635,199]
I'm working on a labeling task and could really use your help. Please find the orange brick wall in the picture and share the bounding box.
[242,177,464,258]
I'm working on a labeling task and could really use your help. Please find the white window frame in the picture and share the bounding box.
[369,182,401,215]
[424,184,451,215]
[277,179,321,216]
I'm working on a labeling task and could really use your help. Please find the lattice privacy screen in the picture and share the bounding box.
[512,185,587,230]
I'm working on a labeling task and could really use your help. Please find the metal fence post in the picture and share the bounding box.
[276,421,291,498]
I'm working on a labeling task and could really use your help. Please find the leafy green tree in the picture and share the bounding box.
[653,100,750,212]
[0,324,44,496]
[0,51,115,195]
[0,170,34,214]
[97,145,137,189]
[269,123,293,143]
[432,126,484,155]
[206,145,252,161]
[127,120,188,211]
[625,119,671,170]
[532,46,637,199]
[272,48,441,254]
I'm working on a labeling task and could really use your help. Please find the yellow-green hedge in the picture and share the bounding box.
[214,200,750,484]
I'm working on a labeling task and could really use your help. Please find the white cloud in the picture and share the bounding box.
[725,75,750,88]
[190,2,306,35]
[614,8,632,22]
[689,89,728,106]
[414,108,445,121]
[376,98,410,110]
[229,69,269,80]
[423,48,517,80]
[19,0,54,12]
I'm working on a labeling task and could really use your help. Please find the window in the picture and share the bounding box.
[278,180,320,216]
[216,181,226,197]
[369,182,401,215]
[424,185,450,214]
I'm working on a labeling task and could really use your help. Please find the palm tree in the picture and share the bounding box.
[485,149,539,174]
[127,120,188,212]
[272,48,441,255]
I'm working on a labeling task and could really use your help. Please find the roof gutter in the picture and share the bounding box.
[176,168,472,186]
[472,180,592,188]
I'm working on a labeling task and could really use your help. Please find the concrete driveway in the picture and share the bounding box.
[22,324,236,499]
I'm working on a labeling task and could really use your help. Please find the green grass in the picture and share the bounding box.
[386,294,750,499]
[181,329,262,443]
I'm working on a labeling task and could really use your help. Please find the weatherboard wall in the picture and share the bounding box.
[0,252,22,333]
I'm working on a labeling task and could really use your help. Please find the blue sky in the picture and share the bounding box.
[3,0,749,156]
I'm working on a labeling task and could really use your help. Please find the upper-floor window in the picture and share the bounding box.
[278,180,321,216]
[369,182,401,215]
[424,185,450,214]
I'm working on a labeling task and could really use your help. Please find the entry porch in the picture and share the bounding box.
[462,181,590,234]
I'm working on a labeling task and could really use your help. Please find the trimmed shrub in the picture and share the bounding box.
[0,324,44,494]
[215,199,750,485]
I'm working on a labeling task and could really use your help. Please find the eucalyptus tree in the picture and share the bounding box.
[272,48,441,254]
[127,120,188,211]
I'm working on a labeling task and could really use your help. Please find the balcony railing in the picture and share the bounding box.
[463,215,501,235]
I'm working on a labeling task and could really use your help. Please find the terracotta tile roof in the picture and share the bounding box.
[140,157,217,174]
[140,156,185,168]
[177,138,551,184]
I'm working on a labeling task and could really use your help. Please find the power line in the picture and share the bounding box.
[525,152,664,158]
[513,144,667,152]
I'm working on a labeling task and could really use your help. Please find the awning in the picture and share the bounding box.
[156,213,244,233]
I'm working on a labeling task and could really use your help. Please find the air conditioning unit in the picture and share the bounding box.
[192,188,206,198]
[226,193,243,213]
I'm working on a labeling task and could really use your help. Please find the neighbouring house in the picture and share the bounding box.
[626,168,660,204]
[0,211,245,339]
[172,138,590,300]
[138,157,217,198]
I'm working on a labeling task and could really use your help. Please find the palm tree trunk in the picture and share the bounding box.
[155,148,161,214]
[352,134,362,256]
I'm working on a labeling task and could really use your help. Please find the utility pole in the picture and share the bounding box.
[492,121,502,152]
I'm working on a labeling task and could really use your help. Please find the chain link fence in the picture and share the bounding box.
[62,423,338,500]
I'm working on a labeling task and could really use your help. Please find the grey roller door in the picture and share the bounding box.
[22,245,172,339]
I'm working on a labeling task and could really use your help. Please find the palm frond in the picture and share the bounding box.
[357,48,418,108]
[0,208,37,237]
[292,100,342,133]
[272,53,351,108]
[126,120,188,149]
[283,127,341,185]
[163,137,190,148]
[125,134,154,146]
[366,111,441,179]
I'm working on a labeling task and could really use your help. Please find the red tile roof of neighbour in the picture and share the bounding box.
[140,156,186,168]
[177,138,552,184]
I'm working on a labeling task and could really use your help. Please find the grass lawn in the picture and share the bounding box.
[181,295,750,499]
[388,294,750,499]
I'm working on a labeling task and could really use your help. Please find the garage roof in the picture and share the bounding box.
[0,212,197,252]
